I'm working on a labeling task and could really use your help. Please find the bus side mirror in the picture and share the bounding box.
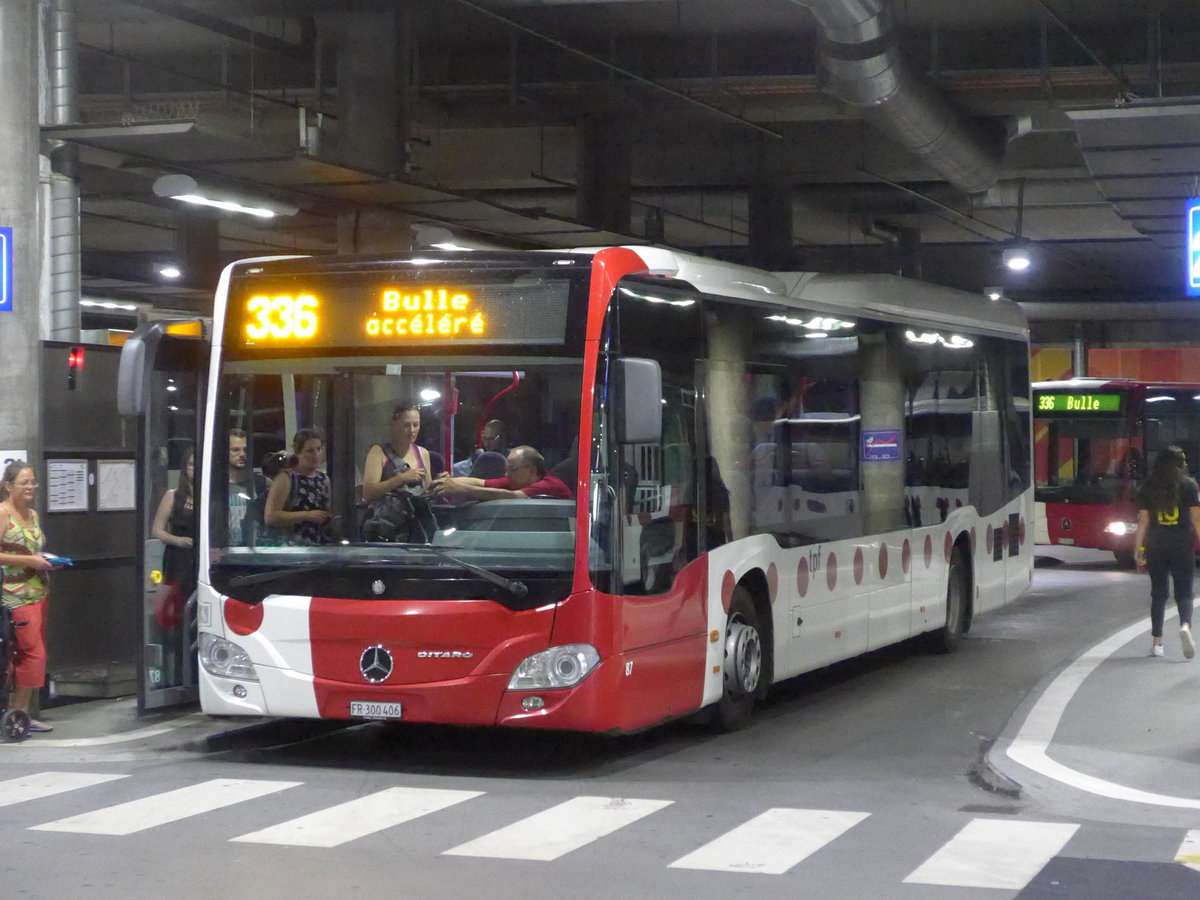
[613,357,662,444]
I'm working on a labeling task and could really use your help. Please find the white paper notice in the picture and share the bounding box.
[47,459,88,512]
[97,459,136,511]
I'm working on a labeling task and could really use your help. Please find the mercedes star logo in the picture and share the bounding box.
[359,645,393,683]
[1061,517,1072,531]
[371,579,385,596]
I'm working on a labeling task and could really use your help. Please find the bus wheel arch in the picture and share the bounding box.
[709,572,773,731]
[927,536,972,654]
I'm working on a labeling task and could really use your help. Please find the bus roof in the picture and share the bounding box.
[1033,378,1200,391]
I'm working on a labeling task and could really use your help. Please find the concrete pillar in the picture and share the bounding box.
[330,9,409,176]
[174,208,220,290]
[576,115,631,234]
[337,209,412,254]
[748,178,794,270]
[0,0,43,460]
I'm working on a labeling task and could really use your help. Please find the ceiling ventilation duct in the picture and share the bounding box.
[790,0,1001,194]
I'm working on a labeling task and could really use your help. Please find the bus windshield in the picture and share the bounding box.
[208,356,582,605]
[1035,414,1133,503]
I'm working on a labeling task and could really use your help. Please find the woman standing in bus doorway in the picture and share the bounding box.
[265,428,331,544]
[1133,445,1200,658]
[150,445,196,625]
[0,461,59,733]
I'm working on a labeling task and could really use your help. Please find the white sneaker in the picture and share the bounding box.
[1151,644,1165,658]
[1182,624,1196,660]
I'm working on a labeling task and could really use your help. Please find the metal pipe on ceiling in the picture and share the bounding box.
[45,0,81,342]
[787,0,1002,195]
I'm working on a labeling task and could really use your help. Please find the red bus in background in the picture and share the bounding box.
[1034,378,1200,565]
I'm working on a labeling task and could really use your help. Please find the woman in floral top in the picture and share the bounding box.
[264,428,332,545]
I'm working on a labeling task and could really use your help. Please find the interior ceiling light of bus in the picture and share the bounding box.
[1147,395,1176,403]
[766,314,854,331]
[904,330,975,349]
[618,287,695,307]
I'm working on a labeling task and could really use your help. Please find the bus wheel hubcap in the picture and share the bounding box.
[725,620,761,696]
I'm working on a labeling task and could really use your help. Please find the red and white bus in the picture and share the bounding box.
[1034,377,1200,565]
[194,247,1033,732]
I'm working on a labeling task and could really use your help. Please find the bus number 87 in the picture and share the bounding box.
[246,294,319,340]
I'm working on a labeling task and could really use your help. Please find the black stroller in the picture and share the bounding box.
[0,606,30,741]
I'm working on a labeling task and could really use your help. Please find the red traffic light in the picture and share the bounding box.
[67,346,85,370]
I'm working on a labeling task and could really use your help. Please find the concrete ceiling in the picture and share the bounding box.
[54,0,1200,317]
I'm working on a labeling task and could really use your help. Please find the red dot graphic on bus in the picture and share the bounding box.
[902,539,911,574]
[944,532,953,563]
[986,524,994,554]
[955,499,963,508]
[853,547,864,585]
[224,597,264,636]
[797,556,809,598]
[879,543,889,579]
[970,527,977,555]
[826,552,838,591]
[767,563,779,603]
[721,570,736,614]
[923,535,933,567]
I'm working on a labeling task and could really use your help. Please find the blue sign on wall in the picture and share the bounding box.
[0,227,11,312]
[862,429,901,461]
[1188,199,1200,297]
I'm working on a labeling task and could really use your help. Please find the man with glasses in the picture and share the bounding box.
[432,445,572,501]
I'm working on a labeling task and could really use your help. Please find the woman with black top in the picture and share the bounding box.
[264,428,332,545]
[362,403,436,541]
[151,445,196,601]
[1133,445,1200,659]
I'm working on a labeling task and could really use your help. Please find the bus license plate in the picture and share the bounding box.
[350,701,402,720]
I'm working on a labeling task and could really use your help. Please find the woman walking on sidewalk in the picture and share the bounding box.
[1133,445,1200,658]
[0,461,59,732]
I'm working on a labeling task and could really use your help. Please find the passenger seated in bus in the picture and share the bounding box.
[263,428,331,545]
[361,403,437,542]
[432,445,572,501]
[451,418,508,476]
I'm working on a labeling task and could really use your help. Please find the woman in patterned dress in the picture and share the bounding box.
[0,461,59,733]
[264,428,331,544]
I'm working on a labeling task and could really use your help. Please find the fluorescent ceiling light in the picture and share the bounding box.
[984,286,1004,300]
[152,174,298,218]
[1002,246,1032,272]
[158,265,182,279]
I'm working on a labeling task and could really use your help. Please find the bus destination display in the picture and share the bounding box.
[229,275,570,350]
[1035,392,1122,413]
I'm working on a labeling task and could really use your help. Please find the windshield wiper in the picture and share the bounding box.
[226,560,349,589]
[392,543,529,598]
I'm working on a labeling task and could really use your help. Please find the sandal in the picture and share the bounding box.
[27,720,53,733]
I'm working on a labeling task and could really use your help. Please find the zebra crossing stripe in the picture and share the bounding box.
[904,818,1079,890]
[231,787,484,848]
[0,772,127,808]
[30,778,301,835]
[668,808,869,875]
[1174,829,1200,873]
[443,796,673,861]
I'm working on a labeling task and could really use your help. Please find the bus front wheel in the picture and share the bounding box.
[927,548,968,654]
[710,586,763,731]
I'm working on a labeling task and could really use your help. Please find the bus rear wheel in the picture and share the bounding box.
[927,548,968,654]
[710,587,763,731]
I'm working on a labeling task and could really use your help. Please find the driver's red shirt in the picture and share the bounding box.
[482,473,573,498]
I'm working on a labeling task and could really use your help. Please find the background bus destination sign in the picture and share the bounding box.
[1035,392,1122,413]
[229,274,570,350]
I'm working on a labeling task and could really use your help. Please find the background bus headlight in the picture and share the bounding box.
[507,644,600,690]
[199,633,259,681]
[1104,521,1137,536]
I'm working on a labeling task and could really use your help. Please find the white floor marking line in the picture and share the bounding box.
[1174,829,1200,873]
[30,778,301,835]
[0,714,205,749]
[231,787,484,848]
[1004,609,1200,808]
[904,818,1078,890]
[668,808,870,875]
[443,796,673,861]
[0,772,127,808]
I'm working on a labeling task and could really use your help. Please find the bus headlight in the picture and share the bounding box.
[1104,521,1137,536]
[507,644,600,690]
[198,633,259,681]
